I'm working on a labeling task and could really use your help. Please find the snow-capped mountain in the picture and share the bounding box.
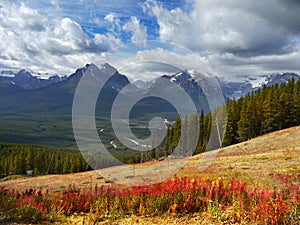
[1,63,299,109]
[65,63,130,93]
[141,70,211,113]
[161,70,206,102]
[0,69,67,90]
[132,79,156,90]
[221,72,300,99]
[140,70,300,101]
[263,72,299,87]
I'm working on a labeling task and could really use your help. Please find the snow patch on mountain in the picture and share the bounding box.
[246,76,267,88]
[0,69,67,90]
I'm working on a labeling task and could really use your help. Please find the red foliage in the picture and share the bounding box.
[0,174,299,224]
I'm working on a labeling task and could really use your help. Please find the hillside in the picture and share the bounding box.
[1,125,299,191]
[0,126,299,224]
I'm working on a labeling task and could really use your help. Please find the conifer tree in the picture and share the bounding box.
[163,127,171,156]
[223,100,239,146]
[237,95,251,142]
[293,79,300,125]
[172,115,181,153]
[187,113,199,155]
[196,110,205,154]
[203,112,212,149]
[263,88,277,133]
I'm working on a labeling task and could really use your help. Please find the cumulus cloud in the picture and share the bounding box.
[104,13,116,23]
[114,47,212,80]
[0,2,46,31]
[0,1,150,75]
[0,2,122,74]
[143,0,300,77]
[104,13,148,48]
[104,12,121,32]
[1,0,299,79]
[123,17,148,47]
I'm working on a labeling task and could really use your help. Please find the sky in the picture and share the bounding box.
[1,0,300,80]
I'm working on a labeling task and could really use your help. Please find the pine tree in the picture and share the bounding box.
[172,115,181,154]
[223,99,239,146]
[25,148,34,171]
[293,79,300,125]
[163,127,171,156]
[237,95,251,142]
[63,155,71,174]
[187,113,199,155]
[179,115,189,156]
[278,88,288,129]
[196,110,205,154]
[285,78,295,127]
[254,88,264,135]
[263,88,277,134]
[16,153,26,174]
[203,112,212,150]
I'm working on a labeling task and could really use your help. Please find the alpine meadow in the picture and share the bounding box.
[1,1,300,224]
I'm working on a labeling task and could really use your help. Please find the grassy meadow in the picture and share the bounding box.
[0,125,299,224]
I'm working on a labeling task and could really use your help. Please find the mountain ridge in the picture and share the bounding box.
[1,64,299,100]
[0,63,299,149]
[0,63,299,115]
[0,69,67,90]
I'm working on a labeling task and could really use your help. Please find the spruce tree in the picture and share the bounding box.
[263,88,277,134]
[293,79,300,125]
[237,95,251,142]
[172,115,181,154]
[196,110,205,154]
[163,128,171,156]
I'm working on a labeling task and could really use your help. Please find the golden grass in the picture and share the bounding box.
[61,213,251,225]
[184,126,300,188]
[1,126,300,224]
[1,126,300,191]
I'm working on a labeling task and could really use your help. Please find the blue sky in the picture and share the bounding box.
[0,0,300,80]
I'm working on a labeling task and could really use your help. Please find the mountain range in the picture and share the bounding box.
[0,69,67,92]
[0,63,299,148]
[1,64,299,99]
[219,72,300,99]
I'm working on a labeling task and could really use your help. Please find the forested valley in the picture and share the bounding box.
[1,78,300,178]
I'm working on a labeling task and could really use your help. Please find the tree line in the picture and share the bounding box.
[2,78,300,177]
[162,78,300,154]
[0,143,90,178]
[223,78,300,146]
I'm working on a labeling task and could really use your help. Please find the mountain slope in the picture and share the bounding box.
[0,69,66,90]
[0,64,131,148]
[0,63,130,115]
[0,80,24,94]
[1,125,299,190]
[220,72,300,99]
[0,63,299,149]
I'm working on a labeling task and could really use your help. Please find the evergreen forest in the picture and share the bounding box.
[1,78,300,178]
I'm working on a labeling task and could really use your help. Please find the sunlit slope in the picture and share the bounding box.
[1,125,299,190]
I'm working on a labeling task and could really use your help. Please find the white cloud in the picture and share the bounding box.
[0,2,121,74]
[203,47,300,78]
[0,2,46,31]
[1,0,300,79]
[104,12,116,23]
[94,33,123,51]
[104,12,121,33]
[143,0,300,77]
[123,17,148,47]
[145,0,291,53]
[104,13,148,48]
[113,47,212,80]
